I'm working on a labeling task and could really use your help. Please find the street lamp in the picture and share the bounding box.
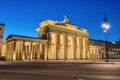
[102,14,110,62]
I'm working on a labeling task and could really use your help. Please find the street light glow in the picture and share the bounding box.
[102,23,110,32]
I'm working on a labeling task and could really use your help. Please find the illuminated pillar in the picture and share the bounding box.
[11,41,14,60]
[55,33,57,60]
[40,43,43,59]
[17,41,20,60]
[63,34,67,60]
[76,37,80,59]
[18,41,22,60]
[7,42,9,60]
[64,34,68,60]
[86,38,89,59]
[6,43,9,60]
[22,41,25,60]
[79,37,82,59]
[37,43,40,60]
[49,33,57,59]
[39,43,41,59]
[56,33,58,59]
[90,47,92,59]
[18,41,21,60]
[59,34,64,59]
[6,43,7,60]
[8,42,10,60]
[82,38,87,59]
[16,41,18,60]
[44,44,47,60]
[13,40,16,60]
[9,41,12,60]
[30,42,33,60]
[72,36,75,59]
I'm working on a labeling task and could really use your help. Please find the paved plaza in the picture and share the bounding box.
[0,61,120,80]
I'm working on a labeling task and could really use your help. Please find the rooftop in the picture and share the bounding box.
[6,34,38,40]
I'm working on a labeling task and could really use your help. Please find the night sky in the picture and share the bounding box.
[0,0,120,42]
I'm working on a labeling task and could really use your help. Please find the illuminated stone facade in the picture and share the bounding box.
[2,35,48,60]
[37,20,89,60]
[1,19,92,60]
[89,39,104,59]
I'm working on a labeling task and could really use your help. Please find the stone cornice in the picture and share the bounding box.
[44,25,89,37]
[6,37,48,43]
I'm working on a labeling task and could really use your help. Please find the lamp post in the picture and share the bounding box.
[102,14,110,62]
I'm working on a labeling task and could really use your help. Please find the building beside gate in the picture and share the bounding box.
[89,39,104,59]
[89,39,120,59]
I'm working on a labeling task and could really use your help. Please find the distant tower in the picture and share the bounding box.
[0,23,5,56]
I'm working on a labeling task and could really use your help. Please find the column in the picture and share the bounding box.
[90,47,92,59]
[18,41,21,60]
[60,34,65,60]
[72,36,76,59]
[8,42,10,60]
[78,37,81,59]
[63,34,67,60]
[41,44,44,59]
[92,48,94,59]
[22,41,25,60]
[44,44,47,60]
[75,37,80,59]
[6,42,9,60]
[9,42,12,60]
[50,33,57,59]
[9,42,11,60]
[13,41,16,60]
[39,43,41,59]
[59,34,64,59]
[67,35,73,59]
[34,44,37,59]
[93,48,95,59]
[56,33,58,59]
[11,41,13,60]
[55,33,58,60]
[40,43,43,59]
[17,41,20,60]
[13,40,16,60]
[15,41,18,60]
[30,42,33,60]
[12,41,14,60]
[36,44,38,59]
[37,43,40,60]
[86,38,89,59]
[79,37,82,59]
[82,38,86,59]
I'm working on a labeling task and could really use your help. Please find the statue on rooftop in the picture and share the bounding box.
[63,13,70,23]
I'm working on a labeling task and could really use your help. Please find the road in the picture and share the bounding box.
[0,61,120,80]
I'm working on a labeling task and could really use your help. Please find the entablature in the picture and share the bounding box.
[44,25,89,37]
[6,36,48,44]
